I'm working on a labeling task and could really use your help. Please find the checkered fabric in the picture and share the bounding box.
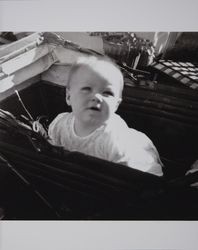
[151,60,198,90]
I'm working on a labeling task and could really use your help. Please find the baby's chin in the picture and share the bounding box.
[83,115,108,127]
[79,109,112,123]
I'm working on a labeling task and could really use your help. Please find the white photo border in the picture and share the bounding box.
[1,1,198,250]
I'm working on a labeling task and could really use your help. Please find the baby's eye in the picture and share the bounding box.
[81,87,91,92]
[103,90,114,97]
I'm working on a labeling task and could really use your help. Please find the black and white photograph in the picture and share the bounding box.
[1,31,198,220]
[1,0,198,250]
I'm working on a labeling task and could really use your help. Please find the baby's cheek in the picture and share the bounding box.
[105,104,116,119]
[109,99,119,112]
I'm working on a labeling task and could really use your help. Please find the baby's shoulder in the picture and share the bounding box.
[129,128,150,141]
[112,117,152,148]
[106,114,128,132]
[128,128,153,149]
[51,112,71,125]
[48,112,72,133]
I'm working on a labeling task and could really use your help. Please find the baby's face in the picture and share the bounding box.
[66,64,122,128]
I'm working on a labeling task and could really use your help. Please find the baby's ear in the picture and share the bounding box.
[65,88,71,106]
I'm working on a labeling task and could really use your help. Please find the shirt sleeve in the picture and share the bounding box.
[48,113,67,146]
[106,128,164,176]
[135,132,163,176]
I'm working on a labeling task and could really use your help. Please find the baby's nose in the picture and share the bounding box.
[92,93,103,102]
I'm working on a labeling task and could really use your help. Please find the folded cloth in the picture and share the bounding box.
[186,159,198,187]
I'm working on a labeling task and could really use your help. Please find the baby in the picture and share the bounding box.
[48,56,163,176]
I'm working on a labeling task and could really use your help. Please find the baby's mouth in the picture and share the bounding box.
[89,106,101,111]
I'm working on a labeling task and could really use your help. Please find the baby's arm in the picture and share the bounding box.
[139,137,164,176]
[48,113,66,146]
[108,129,163,176]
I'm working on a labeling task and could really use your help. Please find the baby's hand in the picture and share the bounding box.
[32,121,48,139]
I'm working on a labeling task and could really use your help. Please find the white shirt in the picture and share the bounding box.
[48,112,163,176]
